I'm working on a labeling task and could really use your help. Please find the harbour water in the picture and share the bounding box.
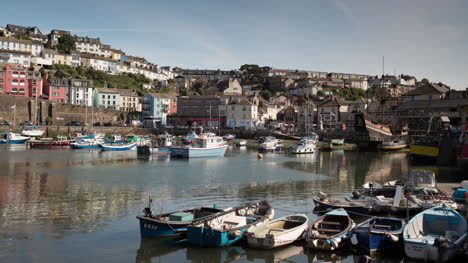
[0,144,462,262]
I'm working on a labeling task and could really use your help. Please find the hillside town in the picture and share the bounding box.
[0,23,467,134]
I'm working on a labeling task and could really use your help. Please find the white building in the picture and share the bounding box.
[75,36,102,56]
[0,50,31,66]
[69,79,93,106]
[226,99,259,128]
[0,36,44,56]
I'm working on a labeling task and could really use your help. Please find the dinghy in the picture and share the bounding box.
[246,214,308,249]
[306,208,355,250]
[403,205,467,262]
[353,217,405,253]
[186,201,274,247]
[313,193,373,215]
[98,142,137,151]
[136,205,223,238]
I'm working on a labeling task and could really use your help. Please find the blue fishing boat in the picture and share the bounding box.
[306,208,355,250]
[403,205,467,262]
[170,135,228,158]
[136,205,223,238]
[353,217,405,253]
[186,201,274,247]
[98,142,137,151]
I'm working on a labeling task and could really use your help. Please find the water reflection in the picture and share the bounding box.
[0,146,446,263]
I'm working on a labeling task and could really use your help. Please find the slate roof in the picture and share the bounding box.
[405,83,449,96]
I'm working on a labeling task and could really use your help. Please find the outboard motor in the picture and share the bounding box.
[352,191,361,199]
[434,237,449,248]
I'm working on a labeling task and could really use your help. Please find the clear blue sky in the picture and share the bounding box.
[2,0,467,89]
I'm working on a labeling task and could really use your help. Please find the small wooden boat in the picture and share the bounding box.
[353,217,405,253]
[321,139,333,151]
[246,214,308,249]
[306,208,355,250]
[98,142,137,151]
[313,194,373,215]
[403,205,467,262]
[186,200,274,247]
[331,138,345,146]
[29,137,73,148]
[236,139,247,147]
[136,205,224,238]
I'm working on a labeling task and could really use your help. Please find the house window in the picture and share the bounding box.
[12,79,18,85]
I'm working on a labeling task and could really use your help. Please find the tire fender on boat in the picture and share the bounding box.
[331,238,341,249]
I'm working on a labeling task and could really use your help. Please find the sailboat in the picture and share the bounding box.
[21,88,44,137]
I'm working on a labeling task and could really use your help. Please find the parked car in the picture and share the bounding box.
[20,121,34,126]
[0,121,10,126]
[65,121,85,126]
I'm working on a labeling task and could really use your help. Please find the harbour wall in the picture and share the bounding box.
[0,94,136,125]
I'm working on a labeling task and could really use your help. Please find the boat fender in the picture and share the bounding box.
[352,191,361,199]
[385,233,399,243]
[230,230,242,237]
[351,234,359,245]
[434,237,449,248]
[311,239,318,247]
[257,153,263,159]
[331,238,341,249]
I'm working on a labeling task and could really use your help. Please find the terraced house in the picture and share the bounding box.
[93,87,120,110]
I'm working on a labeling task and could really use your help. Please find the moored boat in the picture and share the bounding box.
[258,136,283,152]
[170,135,227,158]
[20,126,45,137]
[136,205,224,238]
[186,200,274,247]
[354,111,408,151]
[223,134,236,141]
[306,208,355,250]
[246,214,308,249]
[331,138,345,146]
[236,139,247,147]
[29,137,73,148]
[289,137,316,154]
[137,145,171,156]
[403,205,467,262]
[98,142,137,151]
[70,139,101,149]
[313,195,373,216]
[353,217,405,253]
[1,131,30,144]
[321,139,333,151]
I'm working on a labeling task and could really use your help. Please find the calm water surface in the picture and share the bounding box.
[0,144,450,262]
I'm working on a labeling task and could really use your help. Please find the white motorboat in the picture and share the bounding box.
[21,127,45,137]
[289,137,316,154]
[246,214,308,249]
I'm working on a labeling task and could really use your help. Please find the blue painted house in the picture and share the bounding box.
[141,93,175,128]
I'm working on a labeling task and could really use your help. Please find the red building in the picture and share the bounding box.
[42,75,69,102]
[0,64,30,97]
[28,71,43,98]
[169,97,177,115]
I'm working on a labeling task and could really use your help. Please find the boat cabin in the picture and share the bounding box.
[192,136,225,148]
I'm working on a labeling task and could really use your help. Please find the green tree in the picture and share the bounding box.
[0,31,4,37]
[240,64,263,79]
[260,89,272,100]
[317,90,325,96]
[56,34,76,52]
[159,86,172,93]
[167,78,175,84]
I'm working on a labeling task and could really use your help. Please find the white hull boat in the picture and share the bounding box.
[246,214,308,249]
[403,205,467,262]
[21,128,44,137]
